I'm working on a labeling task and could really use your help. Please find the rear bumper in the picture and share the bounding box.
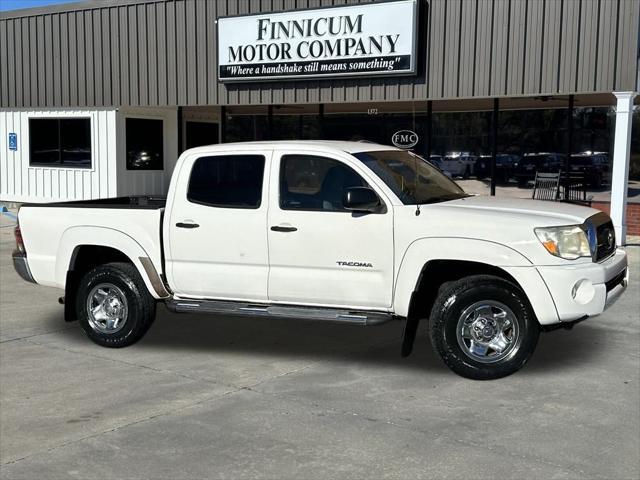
[12,251,36,284]
[536,248,628,323]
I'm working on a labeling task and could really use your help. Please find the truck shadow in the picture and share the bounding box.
[127,306,606,374]
[520,325,608,374]
[45,306,607,375]
[144,306,436,370]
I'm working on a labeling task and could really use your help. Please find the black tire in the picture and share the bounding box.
[462,166,471,179]
[76,262,156,348]
[428,275,539,380]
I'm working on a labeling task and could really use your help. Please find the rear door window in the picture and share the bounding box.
[187,155,265,208]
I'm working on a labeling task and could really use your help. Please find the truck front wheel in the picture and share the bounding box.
[76,262,156,348]
[429,275,539,380]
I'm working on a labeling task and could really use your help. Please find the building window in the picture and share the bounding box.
[126,118,164,170]
[431,110,491,182]
[187,155,265,208]
[280,154,367,211]
[29,117,91,168]
[571,107,615,189]
[225,106,269,143]
[185,121,219,149]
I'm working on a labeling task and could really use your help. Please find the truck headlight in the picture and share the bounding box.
[534,225,591,260]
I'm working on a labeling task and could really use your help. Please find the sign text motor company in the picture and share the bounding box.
[217,0,417,81]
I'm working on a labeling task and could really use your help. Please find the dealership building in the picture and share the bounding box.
[0,0,639,241]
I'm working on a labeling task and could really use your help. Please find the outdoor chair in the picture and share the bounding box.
[561,172,593,207]
[532,172,562,202]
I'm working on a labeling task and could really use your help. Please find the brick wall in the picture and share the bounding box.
[591,201,640,237]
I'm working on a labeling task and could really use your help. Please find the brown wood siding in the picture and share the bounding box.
[0,0,638,108]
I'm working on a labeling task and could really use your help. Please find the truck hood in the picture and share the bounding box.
[437,195,597,224]
[395,195,603,266]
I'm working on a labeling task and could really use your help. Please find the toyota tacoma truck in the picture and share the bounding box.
[13,141,628,380]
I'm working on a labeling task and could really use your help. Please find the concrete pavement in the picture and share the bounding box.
[1,210,639,479]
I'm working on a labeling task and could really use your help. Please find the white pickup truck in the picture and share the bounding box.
[13,141,628,380]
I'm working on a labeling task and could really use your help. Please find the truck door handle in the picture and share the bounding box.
[270,225,297,232]
[176,222,199,229]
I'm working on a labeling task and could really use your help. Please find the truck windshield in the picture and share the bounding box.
[353,150,468,205]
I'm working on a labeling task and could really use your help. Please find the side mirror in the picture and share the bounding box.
[343,187,382,213]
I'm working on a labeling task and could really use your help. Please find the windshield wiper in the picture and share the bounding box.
[419,194,470,205]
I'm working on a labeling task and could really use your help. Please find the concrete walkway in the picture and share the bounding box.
[1,210,638,479]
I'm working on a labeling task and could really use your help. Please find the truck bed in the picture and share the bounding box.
[23,196,166,209]
[18,197,166,291]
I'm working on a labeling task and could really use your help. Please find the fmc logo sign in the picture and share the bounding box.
[391,130,418,149]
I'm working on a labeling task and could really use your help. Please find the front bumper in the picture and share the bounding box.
[12,251,36,284]
[537,248,628,323]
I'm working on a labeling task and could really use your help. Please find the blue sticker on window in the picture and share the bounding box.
[8,133,17,151]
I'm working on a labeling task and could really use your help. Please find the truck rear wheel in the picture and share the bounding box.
[76,262,156,348]
[428,275,539,380]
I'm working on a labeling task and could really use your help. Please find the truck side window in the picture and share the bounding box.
[187,155,265,208]
[280,154,367,211]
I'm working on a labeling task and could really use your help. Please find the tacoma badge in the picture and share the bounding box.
[336,261,373,268]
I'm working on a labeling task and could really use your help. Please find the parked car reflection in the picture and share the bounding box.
[569,151,610,188]
[31,147,91,167]
[435,152,477,178]
[127,149,162,170]
[513,152,565,187]
[426,155,453,178]
[474,154,519,183]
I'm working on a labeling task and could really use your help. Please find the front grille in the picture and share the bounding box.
[595,218,616,261]
[585,212,616,262]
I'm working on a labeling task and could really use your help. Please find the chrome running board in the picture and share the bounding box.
[165,298,394,326]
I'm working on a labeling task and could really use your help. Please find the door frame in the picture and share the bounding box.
[163,147,273,301]
[266,148,396,310]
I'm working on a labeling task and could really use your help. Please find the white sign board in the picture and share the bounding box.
[217,0,418,82]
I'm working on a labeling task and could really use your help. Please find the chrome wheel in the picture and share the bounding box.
[86,283,128,334]
[456,300,520,364]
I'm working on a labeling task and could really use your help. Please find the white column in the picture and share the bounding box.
[610,92,637,246]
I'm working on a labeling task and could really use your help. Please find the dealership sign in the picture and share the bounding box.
[217,0,418,82]
[392,130,418,149]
